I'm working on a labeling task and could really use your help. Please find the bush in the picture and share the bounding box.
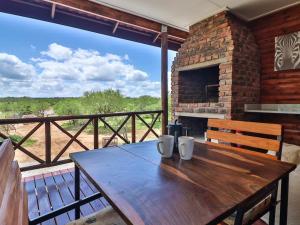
[8,134,37,147]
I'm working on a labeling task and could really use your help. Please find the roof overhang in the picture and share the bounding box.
[90,0,300,30]
[0,0,189,51]
[1,0,299,51]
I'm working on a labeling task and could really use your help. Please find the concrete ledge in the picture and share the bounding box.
[245,104,300,115]
[175,112,225,119]
[175,58,227,72]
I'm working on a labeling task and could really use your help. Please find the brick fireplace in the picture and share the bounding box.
[171,11,260,138]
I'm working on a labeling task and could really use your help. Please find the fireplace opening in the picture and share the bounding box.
[179,117,208,140]
[178,65,219,103]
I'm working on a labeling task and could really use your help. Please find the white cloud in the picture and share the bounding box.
[0,53,36,80]
[36,45,148,82]
[41,43,72,61]
[0,43,160,97]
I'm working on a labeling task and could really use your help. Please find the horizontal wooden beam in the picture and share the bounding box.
[0,110,163,124]
[50,0,188,40]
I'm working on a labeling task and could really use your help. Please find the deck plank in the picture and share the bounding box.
[51,171,76,221]
[43,173,70,225]
[79,170,109,207]
[60,169,95,217]
[34,174,56,225]
[24,168,109,225]
[24,176,39,220]
[67,168,106,211]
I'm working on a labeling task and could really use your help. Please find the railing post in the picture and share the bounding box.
[94,117,99,149]
[45,121,51,165]
[131,114,136,143]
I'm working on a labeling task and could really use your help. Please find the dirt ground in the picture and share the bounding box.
[7,122,160,166]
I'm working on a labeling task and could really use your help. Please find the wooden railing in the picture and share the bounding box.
[0,110,162,171]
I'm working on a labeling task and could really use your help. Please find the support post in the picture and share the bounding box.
[131,114,136,143]
[75,165,80,219]
[161,25,168,135]
[45,121,51,165]
[280,174,290,225]
[93,117,99,149]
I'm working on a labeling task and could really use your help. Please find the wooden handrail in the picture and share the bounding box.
[0,110,163,124]
[0,110,163,171]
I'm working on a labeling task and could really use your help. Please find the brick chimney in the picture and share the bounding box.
[171,11,260,137]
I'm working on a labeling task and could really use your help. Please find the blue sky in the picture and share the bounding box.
[0,12,176,97]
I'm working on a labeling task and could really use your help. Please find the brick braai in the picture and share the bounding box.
[171,11,260,124]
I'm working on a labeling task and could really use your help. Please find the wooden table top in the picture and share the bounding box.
[70,141,296,225]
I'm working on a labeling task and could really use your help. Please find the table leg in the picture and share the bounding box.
[280,174,290,225]
[75,165,80,219]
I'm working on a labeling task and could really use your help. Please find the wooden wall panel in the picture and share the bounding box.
[251,5,300,103]
[251,5,300,145]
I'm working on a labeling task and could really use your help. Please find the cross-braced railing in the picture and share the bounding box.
[0,110,162,171]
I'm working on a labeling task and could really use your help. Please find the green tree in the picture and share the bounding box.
[53,99,82,125]
[84,89,126,114]
[32,101,51,117]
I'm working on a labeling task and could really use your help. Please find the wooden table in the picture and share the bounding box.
[70,141,296,225]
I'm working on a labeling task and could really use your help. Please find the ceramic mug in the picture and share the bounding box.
[178,136,194,160]
[157,135,174,158]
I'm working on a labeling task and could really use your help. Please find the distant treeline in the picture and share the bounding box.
[0,89,162,119]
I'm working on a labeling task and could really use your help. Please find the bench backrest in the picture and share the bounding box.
[206,119,283,160]
[0,139,28,225]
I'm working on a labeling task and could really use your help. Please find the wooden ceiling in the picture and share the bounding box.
[0,0,189,51]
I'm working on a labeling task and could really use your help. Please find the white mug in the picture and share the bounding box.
[178,136,194,160]
[157,135,174,158]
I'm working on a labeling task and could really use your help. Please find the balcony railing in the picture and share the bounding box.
[0,110,162,171]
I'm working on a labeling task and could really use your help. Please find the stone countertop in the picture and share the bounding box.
[244,104,300,115]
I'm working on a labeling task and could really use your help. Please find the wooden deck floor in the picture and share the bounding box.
[23,168,110,225]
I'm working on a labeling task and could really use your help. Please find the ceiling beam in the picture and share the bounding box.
[112,21,119,34]
[51,3,56,19]
[152,32,160,43]
[49,0,188,40]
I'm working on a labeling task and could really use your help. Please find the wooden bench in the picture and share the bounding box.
[207,119,283,225]
[0,139,28,225]
[206,119,283,160]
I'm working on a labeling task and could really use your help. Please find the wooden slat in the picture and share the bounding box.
[0,161,21,225]
[207,130,280,152]
[208,119,282,136]
[24,176,40,220]
[43,174,70,224]
[68,168,105,212]
[34,175,56,225]
[79,170,109,207]
[51,171,76,220]
[206,142,277,160]
[0,139,15,203]
[60,170,94,216]
[18,182,29,225]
